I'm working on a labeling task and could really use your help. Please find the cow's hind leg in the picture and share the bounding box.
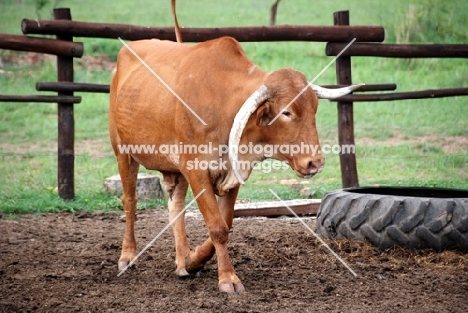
[162,173,190,277]
[117,154,140,271]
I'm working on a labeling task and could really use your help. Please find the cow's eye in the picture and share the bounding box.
[282,110,293,118]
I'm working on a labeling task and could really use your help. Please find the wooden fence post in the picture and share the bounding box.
[334,11,359,188]
[54,8,75,200]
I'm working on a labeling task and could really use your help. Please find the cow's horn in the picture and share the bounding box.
[310,83,365,99]
[228,85,270,185]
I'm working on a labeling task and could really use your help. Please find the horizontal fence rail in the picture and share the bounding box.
[35,82,396,94]
[21,19,386,42]
[332,87,468,102]
[326,43,468,58]
[36,82,110,93]
[0,34,83,57]
[0,95,81,103]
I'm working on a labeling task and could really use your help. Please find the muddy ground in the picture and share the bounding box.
[1,209,467,312]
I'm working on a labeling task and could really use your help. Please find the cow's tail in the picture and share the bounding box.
[171,0,183,43]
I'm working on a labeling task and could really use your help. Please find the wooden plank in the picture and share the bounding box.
[36,82,110,93]
[0,95,81,103]
[234,199,321,218]
[21,18,385,42]
[334,11,359,188]
[331,87,468,102]
[327,43,468,58]
[0,34,83,57]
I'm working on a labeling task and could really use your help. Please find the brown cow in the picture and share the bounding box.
[109,0,361,293]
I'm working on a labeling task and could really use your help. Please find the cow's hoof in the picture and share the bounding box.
[219,282,245,293]
[118,260,130,271]
[175,268,190,277]
[118,253,136,271]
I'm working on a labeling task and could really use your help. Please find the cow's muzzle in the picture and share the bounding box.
[293,158,325,179]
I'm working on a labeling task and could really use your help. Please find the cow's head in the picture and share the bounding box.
[229,68,362,184]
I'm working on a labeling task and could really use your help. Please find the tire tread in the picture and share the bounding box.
[317,189,468,252]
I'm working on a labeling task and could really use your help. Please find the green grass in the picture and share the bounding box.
[1,0,467,213]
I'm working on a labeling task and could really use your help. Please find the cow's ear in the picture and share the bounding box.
[256,101,271,126]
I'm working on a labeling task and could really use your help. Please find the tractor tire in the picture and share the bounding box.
[316,187,468,252]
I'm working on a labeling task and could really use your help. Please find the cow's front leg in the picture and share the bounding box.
[185,186,240,277]
[185,175,243,293]
[117,155,140,270]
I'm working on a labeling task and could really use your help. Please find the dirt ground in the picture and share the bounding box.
[1,209,467,313]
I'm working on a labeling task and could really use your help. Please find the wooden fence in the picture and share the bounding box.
[1,8,468,200]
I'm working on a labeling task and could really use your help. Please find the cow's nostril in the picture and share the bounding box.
[308,161,324,174]
[308,161,318,174]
